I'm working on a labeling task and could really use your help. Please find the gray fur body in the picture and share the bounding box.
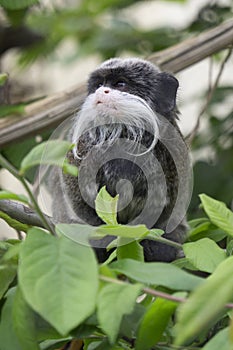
[51,58,190,262]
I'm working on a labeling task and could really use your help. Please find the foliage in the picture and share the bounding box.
[189,86,233,218]
[0,0,231,63]
[0,0,233,349]
[0,142,233,349]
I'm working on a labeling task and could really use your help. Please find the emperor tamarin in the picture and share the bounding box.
[51,58,191,262]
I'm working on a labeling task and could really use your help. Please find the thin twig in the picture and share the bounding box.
[0,154,57,235]
[100,275,186,303]
[186,47,233,145]
[99,274,233,309]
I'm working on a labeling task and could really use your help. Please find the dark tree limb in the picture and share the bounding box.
[0,19,233,147]
[0,25,43,55]
[0,199,54,230]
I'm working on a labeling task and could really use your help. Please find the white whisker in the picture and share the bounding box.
[72,90,160,159]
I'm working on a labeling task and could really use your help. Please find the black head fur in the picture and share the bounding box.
[88,58,179,118]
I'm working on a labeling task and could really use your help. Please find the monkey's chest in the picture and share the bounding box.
[96,159,148,224]
[66,146,170,226]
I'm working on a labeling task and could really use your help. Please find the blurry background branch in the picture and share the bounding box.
[0,199,54,230]
[0,18,232,147]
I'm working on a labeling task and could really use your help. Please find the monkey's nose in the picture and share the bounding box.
[103,88,110,94]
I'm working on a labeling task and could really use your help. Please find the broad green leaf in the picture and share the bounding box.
[0,265,16,298]
[0,288,23,350]
[34,313,62,342]
[149,228,164,237]
[56,223,96,244]
[188,219,215,238]
[0,104,25,118]
[97,283,141,344]
[117,238,144,261]
[18,228,99,335]
[200,194,233,237]
[136,296,180,350]
[62,162,79,177]
[0,210,30,232]
[95,224,149,239]
[119,303,146,339]
[202,327,231,350]
[0,73,8,86]
[2,241,21,262]
[172,258,197,271]
[12,287,40,350]
[40,339,71,350]
[101,250,117,266]
[175,256,233,345]
[0,190,29,204]
[111,259,203,291]
[20,140,74,175]
[95,186,119,225]
[227,239,233,256]
[188,218,211,228]
[188,217,226,243]
[183,238,226,273]
[0,0,38,10]
[0,239,20,261]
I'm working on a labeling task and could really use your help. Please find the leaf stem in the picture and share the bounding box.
[0,153,57,236]
[146,234,183,249]
[99,275,233,309]
[99,275,185,303]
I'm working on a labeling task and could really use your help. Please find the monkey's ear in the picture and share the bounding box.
[155,72,179,115]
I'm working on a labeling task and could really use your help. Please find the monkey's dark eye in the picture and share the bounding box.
[97,82,103,89]
[115,80,127,89]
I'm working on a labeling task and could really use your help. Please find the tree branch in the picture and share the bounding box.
[0,199,54,230]
[186,47,233,144]
[0,19,233,147]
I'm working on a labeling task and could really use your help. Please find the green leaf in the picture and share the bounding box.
[95,224,149,239]
[175,256,233,345]
[56,223,96,244]
[95,186,119,225]
[18,228,99,335]
[188,218,216,239]
[202,327,231,350]
[200,194,233,237]
[0,104,25,118]
[116,238,144,261]
[111,259,203,291]
[97,283,141,343]
[0,0,38,10]
[62,162,78,177]
[0,265,16,298]
[172,258,198,271]
[183,238,226,273]
[0,210,30,232]
[119,303,146,339]
[0,288,23,350]
[0,190,29,204]
[12,287,40,350]
[136,297,179,350]
[20,140,74,175]
[0,73,8,86]
[34,313,62,342]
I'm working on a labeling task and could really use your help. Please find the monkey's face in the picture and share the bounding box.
[72,58,179,159]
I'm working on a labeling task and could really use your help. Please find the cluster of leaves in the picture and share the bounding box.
[0,141,233,349]
[0,0,231,64]
[189,83,233,218]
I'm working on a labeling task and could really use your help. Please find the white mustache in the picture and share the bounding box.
[72,87,160,159]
